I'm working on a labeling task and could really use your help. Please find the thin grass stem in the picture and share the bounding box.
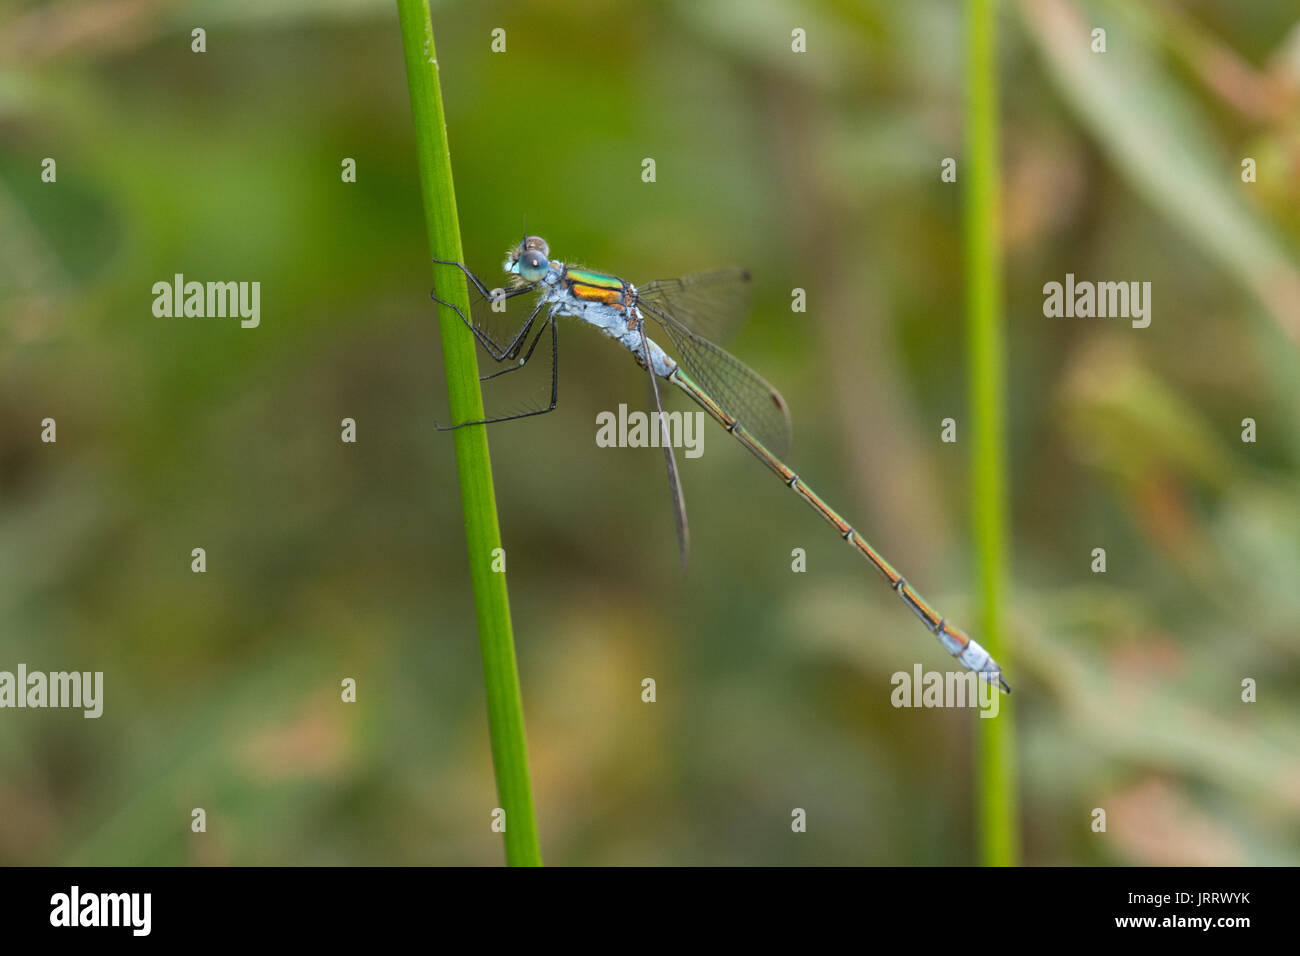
[395,0,542,867]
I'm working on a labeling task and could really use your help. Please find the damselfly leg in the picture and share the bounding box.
[430,257,559,429]
[430,257,541,361]
[479,310,552,382]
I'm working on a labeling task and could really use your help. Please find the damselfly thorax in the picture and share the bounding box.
[536,264,676,377]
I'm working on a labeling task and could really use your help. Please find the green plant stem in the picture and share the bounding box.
[395,0,542,867]
[964,0,1020,866]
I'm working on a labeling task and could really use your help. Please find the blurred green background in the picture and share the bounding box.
[2,0,1298,865]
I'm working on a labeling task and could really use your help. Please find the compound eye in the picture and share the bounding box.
[517,248,550,281]
[523,236,549,258]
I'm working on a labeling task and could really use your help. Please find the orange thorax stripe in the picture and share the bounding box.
[565,268,627,307]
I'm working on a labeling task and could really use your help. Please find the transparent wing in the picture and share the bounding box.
[634,325,691,573]
[639,299,794,460]
[637,269,754,346]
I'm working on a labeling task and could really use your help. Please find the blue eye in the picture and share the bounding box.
[517,250,549,281]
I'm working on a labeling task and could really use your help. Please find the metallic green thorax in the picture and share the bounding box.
[565,268,624,289]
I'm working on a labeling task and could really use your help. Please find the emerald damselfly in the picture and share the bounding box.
[431,237,1009,693]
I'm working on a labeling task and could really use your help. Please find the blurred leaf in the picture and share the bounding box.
[1059,338,1236,489]
[1020,0,1300,351]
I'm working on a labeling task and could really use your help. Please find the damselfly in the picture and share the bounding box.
[431,237,1009,692]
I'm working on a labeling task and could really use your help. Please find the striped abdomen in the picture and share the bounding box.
[669,367,1008,691]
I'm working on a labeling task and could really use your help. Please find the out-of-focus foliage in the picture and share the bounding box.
[0,0,1296,865]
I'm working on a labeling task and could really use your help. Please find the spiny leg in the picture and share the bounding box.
[430,284,540,362]
[429,257,539,361]
[436,311,559,430]
[431,255,499,299]
[480,312,551,382]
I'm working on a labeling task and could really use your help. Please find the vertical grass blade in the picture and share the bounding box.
[964,0,1021,866]
[394,0,542,867]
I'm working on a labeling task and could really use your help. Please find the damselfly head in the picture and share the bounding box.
[506,236,551,283]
